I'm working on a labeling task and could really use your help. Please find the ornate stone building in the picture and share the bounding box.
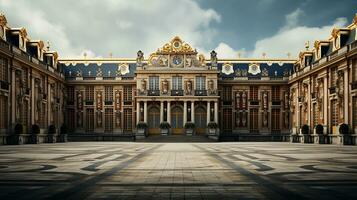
[0,13,356,144]
[0,13,65,144]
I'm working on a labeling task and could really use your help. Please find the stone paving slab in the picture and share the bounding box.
[0,142,356,199]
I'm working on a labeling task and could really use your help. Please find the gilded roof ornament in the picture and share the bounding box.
[0,13,7,26]
[353,13,357,25]
[156,36,196,54]
[331,28,339,39]
[314,40,320,50]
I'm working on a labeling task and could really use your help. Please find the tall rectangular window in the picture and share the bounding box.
[331,100,338,126]
[85,86,94,101]
[0,96,7,129]
[105,86,113,101]
[0,57,8,82]
[105,108,113,132]
[353,59,357,82]
[172,76,182,90]
[272,86,280,101]
[67,86,74,104]
[249,86,258,100]
[249,109,259,133]
[222,86,232,101]
[86,108,94,132]
[195,76,206,90]
[149,76,159,90]
[330,67,337,86]
[271,108,280,132]
[353,97,357,133]
[123,108,132,132]
[123,86,132,103]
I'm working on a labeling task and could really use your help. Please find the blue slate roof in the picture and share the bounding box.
[60,62,136,79]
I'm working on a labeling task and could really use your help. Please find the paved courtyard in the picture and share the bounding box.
[0,142,357,199]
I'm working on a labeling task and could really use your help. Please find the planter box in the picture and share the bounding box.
[7,134,31,145]
[185,129,194,136]
[302,134,314,143]
[329,134,342,145]
[136,128,146,139]
[46,134,57,143]
[160,129,169,135]
[290,134,302,143]
[57,134,68,143]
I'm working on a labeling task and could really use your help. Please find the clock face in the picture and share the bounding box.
[172,55,183,66]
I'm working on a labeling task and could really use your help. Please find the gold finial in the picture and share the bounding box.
[109,52,113,58]
[305,41,309,50]
[262,52,266,58]
[237,52,241,58]
[287,52,291,58]
[46,41,50,51]
[83,52,87,59]
[353,13,357,24]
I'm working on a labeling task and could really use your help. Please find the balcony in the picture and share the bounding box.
[272,101,281,106]
[0,81,9,90]
[351,81,357,90]
[249,99,259,106]
[171,90,184,96]
[147,90,160,96]
[104,100,113,105]
[329,86,336,94]
[85,100,94,105]
[195,90,207,96]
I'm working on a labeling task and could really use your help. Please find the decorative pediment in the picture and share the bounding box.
[156,36,196,55]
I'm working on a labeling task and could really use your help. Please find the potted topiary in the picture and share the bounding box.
[31,124,40,144]
[339,123,349,135]
[136,122,148,138]
[207,122,218,135]
[10,123,24,145]
[47,125,57,143]
[315,124,323,135]
[59,124,68,142]
[339,123,352,145]
[301,124,309,135]
[184,122,195,135]
[160,122,171,135]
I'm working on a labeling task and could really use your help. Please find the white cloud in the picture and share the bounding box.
[0,0,222,58]
[250,9,348,58]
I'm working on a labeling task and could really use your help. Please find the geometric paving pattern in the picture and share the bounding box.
[0,142,357,199]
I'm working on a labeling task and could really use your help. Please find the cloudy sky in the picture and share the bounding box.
[0,0,356,59]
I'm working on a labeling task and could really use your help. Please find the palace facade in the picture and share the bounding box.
[0,13,357,144]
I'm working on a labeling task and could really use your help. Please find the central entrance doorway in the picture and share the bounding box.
[148,106,160,135]
[171,106,184,134]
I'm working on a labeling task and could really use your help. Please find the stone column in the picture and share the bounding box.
[183,101,187,125]
[136,101,140,124]
[207,101,211,124]
[344,68,349,124]
[323,76,328,125]
[160,101,164,123]
[296,83,300,129]
[11,69,16,126]
[47,82,51,126]
[214,101,218,123]
[191,101,195,122]
[31,76,35,125]
[167,101,171,123]
[143,101,147,123]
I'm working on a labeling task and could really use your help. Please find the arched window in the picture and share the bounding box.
[148,106,160,128]
[195,106,206,128]
[171,106,183,128]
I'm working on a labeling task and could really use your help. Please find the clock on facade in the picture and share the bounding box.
[171,55,183,67]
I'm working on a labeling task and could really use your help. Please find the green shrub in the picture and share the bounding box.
[160,122,171,129]
[14,123,23,135]
[301,124,309,135]
[48,125,56,134]
[315,124,323,135]
[339,123,350,135]
[184,122,195,129]
[136,122,148,129]
[31,124,40,135]
[207,122,218,129]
